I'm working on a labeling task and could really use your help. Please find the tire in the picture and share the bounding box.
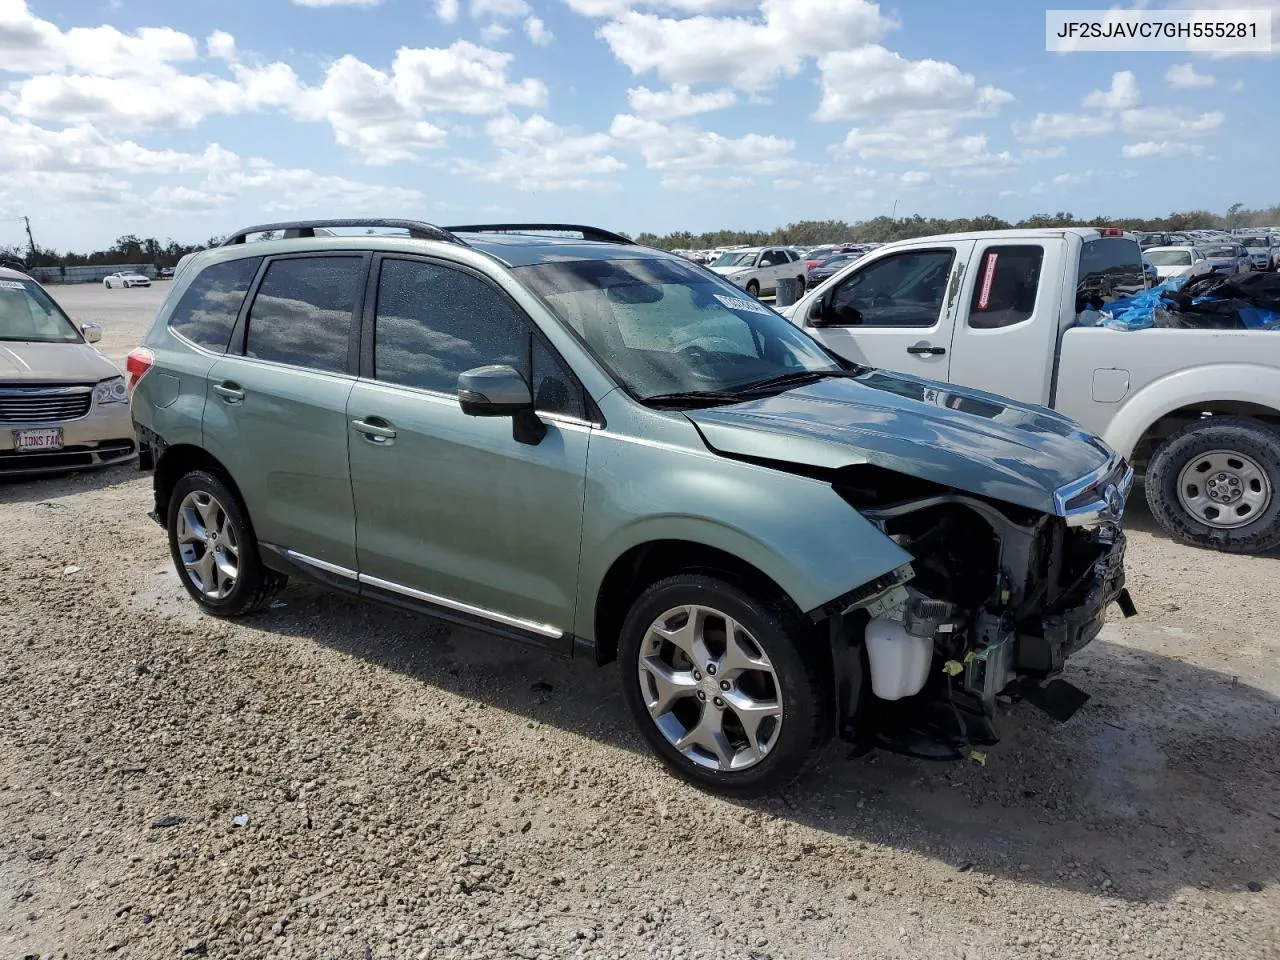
[795,275,806,294]
[166,469,287,616]
[618,573,833,796]
[1145,416,1280,554]
[103,280,111,289]
[745,279,760,298]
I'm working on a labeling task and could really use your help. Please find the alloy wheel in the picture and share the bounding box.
[636,604,783,772]
[175,490,240,599]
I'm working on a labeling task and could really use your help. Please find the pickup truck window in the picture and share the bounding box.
[968,245,1045,330]
[828,250,955,328]
[1076,237,1144,312]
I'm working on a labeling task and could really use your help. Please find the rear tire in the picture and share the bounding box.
[166,469,287,616]
[618,573,833,796]
[1145,416,1280,554]
[745,280,760,298]
[795,275,806,294]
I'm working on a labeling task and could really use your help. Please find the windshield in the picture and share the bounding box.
[1240,237,1267,248]
[819,254,857,268]
[1204,246,1237,258]
[711,251,755,268]
[0,278,81,343]
[514,257,844,402]
[1146,250,1192,266]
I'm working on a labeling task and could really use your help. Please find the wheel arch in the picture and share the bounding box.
[153,443,249,529]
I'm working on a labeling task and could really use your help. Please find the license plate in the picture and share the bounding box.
[13,427,63,451]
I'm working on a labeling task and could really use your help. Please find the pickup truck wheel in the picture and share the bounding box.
[618,574,832,796]
[745,280,760,298]
[167,470,287,616]
[1145,417,1280,553]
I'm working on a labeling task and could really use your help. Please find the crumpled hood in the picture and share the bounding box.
[684,370,1115,514]
[0,341,117,383]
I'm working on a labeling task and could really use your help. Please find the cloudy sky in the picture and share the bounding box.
[0,0,1276,250]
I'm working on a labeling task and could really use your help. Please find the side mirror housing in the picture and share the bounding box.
[81,322,103,343]
[457,364,545,445]
[807,296,829,328]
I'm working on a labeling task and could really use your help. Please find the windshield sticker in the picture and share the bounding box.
[714,293,771,316]
[0,280,26,290]
[976,252,998,310]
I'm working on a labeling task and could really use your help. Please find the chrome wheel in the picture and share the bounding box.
[175,490,240,599]
[636,604,783,772]
[1176,448,1273,530]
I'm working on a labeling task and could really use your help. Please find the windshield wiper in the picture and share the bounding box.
[640,390,749,408]
[723,367,866,397]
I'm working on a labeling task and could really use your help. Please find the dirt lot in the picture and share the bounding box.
[1,284,1278,959]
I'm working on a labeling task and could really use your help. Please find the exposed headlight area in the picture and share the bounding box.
[94,376,129,405]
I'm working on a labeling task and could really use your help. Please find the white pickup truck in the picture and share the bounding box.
[781,227,1280,554]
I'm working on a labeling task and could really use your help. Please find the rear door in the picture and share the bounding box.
[945,240,1062,406]
[802,242,972,379]
[202,252,368,570]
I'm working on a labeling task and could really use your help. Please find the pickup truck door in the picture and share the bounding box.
[944,239,1062,406]
[802,241,973,379]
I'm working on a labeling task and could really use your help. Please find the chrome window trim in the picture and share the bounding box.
[353,377,602,429]
[284,550,357,580]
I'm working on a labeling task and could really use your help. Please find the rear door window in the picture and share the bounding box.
[1076,238,1144,312]
[968,245,1045,329]
[167,257,262,352]
[243,256,363,374]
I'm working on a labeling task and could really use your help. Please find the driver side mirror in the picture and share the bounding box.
[807,296,830,328]
[81,322,103,343]
[457,364,546,446]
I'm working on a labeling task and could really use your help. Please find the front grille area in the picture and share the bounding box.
[0,387,93,423]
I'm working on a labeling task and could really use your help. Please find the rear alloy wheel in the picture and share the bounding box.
[167,469,286,616]
[1145,417,1280,553]
[619,574,832,795]
[745,279,760,298]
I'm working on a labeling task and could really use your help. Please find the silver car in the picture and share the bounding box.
[0,267,136,475]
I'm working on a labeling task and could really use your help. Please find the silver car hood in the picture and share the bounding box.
[0,341,118,383]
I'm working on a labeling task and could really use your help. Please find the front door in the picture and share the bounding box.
[347,255,591,646]
[802,243,972,381]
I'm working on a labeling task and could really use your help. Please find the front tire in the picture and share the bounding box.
[745,279,760,298]
[618,574,833,795]
[1145,416,1280,554]
[167,469,287,616]
[103,279,111,289]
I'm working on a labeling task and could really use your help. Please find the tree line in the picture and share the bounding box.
[3,203,1276,267]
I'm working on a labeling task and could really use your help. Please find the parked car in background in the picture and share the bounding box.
[782,226,1280,554]
[708,246,808,298]
[157,266,175,279]
[103,270,151,289]
[128,218,1135,794]
[1138,233,1170,250]
[1143,245,1213,282]
[806,251,865,285]
[1199,243,1253,276]
[0,253,27,274]
[1142,257,1158,287]
[0,267,136,475]
[1238,234,1279,272]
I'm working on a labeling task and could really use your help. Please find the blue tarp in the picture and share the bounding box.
[1077,273,1280,331]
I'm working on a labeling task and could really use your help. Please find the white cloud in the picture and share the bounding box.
[480,22,511,42]
[899,170,932,186]
[1081,70,1140,109]
[1052,170,1094,186]
[1013,112,1115,141]
[524,16,554,44]
[659,172,755,192]
[472,0,530,15]
[565,0,761,14]
[814,45,1013,121]
[206,31,237,61]
[435,0,461,21]
[454,113,626,190]
[597,0,897,92]
[291,0,382,6]
[610,113,794,171]
[1121,140,1207,158]
[1165,62,1216,89]
[1020,147,1066,160]
[836,115,1014,170]
[626,84,736,118]
[1118,107,1223,138]
[1230,79,1245,92]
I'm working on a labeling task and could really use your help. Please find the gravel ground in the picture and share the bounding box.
[1,285,1277,959]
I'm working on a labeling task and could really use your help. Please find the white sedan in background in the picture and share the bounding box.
[1143,246,1214,284]
[103,270,151,289]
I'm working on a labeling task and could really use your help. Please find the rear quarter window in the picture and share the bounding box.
[1076,238,1144,313]
[167,257,263,352]
[968,245,1045,329]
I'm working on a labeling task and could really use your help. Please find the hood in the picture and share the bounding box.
[683,370,1114,514]
[0,341,118,383]
[1153,264,1191,279]
[709,265,750,276]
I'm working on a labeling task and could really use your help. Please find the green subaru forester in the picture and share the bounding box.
[129,220,1134,794]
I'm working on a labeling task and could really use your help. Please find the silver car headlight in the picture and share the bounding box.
[95,376,128,405]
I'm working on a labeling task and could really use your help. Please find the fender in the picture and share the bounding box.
[1102,363,1280,460]
[573,430,914,641]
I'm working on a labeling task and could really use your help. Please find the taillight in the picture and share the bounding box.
[125,347,154,394]
[1099,227,1124,237]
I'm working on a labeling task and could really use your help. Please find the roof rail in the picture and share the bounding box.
[444,223,636,246]
[220,219,462,247]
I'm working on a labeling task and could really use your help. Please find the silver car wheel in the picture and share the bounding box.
[1177,448,1273,530]
[637,604,783,772]
[176,490,240,600]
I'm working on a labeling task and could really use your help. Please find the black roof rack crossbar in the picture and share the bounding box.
[220,219,463,247]
[444,223,636,246]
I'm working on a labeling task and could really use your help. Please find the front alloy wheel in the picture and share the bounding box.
[175,490,241,600]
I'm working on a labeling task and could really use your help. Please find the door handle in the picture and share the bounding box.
[212,382,245,403]
[906,344,946,356]
[351,418,397,442]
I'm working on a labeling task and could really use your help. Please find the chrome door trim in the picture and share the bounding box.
[358,573,564,639]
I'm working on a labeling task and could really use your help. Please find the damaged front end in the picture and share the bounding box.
[826,457,1137,760]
